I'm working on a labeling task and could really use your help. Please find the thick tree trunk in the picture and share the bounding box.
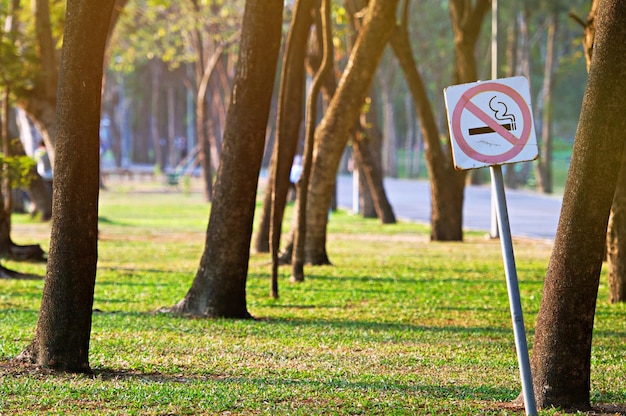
[253,0,314,254]
[592,0,626,303]
[171,0,283,318]
[304,0,399,265]
[529,0,626,408]
[16,0,115,373]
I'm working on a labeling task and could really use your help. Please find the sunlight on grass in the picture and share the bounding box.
[0,179,624,415]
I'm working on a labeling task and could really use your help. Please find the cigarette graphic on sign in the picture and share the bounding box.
[468,96,517,136]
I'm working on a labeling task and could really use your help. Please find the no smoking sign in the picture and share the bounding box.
[444,76,538,170]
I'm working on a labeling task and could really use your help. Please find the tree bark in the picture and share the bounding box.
[535,13,557,194]
[581,0,626,304]
[292,0,332,281]
[390,8,464,241]
[171,0,283,318]
[344,0,395,222]
[15,1,58,218]
[354,87,395,222]
[449,0,490,85]
[149,61,164,169]
[304,0,398,265]
[353,127,396,224]
[253,0,314,255]
[529,0,626,408]
[15,0,115,373]
[378,69,398,178]
[607,155,626,303]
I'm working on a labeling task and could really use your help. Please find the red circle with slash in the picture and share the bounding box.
[451,82,532,164]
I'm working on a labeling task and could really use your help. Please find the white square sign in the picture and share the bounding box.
[444,76,538,170]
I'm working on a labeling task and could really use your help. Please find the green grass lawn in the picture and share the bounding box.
[0,179,624,415]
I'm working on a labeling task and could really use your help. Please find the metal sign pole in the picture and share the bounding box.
[490,165,537,416]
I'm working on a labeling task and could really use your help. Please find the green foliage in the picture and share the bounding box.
[109,0,244,73]
[0,151,36,189]
[0,11,37,93]
[1,181,624,414]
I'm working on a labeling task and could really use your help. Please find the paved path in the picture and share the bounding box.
[335,175,562,241]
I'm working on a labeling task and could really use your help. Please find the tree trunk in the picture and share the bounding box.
[0,100,46,261]
[529,1,626,408]
[535,13,557,194]
[582,0,626,304]
[356,89,395,222]
[607,152,626,303]
[390,9,464,241]
[353,129,396,224]
[268,0,315,295]
[292,0,333,281]
[253,0,314,254]
[195,43,230,202]
[171,0,283,318]
[150,61,164,169]
[15,0,58,218]
[304,0,399,265]
[358,161,378,218]
[378,70,397,178]
[449,0,489,85]
[15,0,115,373]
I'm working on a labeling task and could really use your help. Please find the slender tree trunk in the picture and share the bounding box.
[254,0,314,255]
[358,160,377,218]
[404,95,416,177]
[268,0,316,296]
[195,44,230,201]
[390,7,464,241]
[607,153,626,303]
[166,84,176,167]
[150,61,163,170]
[292,0,332,281]
[16,0,57,218]
[378,71,397,178]
[0,87,11,256]
[354,84,394,221]
[15,0,115,372]
[332,0,396,223]
[529,1,626,407]
[352,131,396,223]
[535,13,557,194]
[170,0,283,318]
[304,0,399,265]
[504,17,519,188]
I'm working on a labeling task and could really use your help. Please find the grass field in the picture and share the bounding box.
[0,178,624,415]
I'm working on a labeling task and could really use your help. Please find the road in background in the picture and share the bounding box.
[335,174,561,241]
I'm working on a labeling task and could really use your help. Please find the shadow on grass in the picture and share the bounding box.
[258,315,517,338]
[90,368,520,402]
[3,362,624,414]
